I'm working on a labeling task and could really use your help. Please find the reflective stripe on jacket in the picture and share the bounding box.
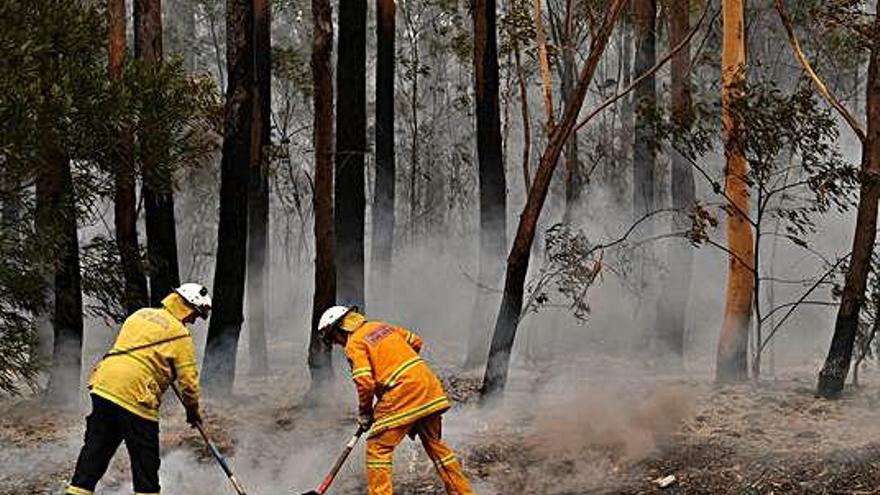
[343,317,449,437]
[88,293,200,421]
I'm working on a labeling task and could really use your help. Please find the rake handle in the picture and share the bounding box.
[314,426,366,495]
[170,383,248,495]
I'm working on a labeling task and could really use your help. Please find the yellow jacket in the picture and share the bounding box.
[89,293,200,421]
[343,313,449,437]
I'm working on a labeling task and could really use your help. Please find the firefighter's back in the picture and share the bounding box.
[89,307,191,421]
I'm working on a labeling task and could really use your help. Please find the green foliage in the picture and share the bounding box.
[0,224,45,395]
[738,82,858,238]
[79,236,129,324]
[526,224,604,320]
[0,0,107,395]
[0,0,220,394]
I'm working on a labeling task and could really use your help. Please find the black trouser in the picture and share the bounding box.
[66,394,161,494]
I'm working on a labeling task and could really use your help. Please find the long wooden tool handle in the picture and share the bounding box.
[170,384,248,495]
[316,426,366,495]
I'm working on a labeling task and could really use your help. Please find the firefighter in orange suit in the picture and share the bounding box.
[318,306,474,495]
[65,283,212,495]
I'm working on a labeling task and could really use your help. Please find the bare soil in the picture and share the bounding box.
[5,365,880,494]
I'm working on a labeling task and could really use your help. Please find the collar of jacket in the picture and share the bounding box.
[340,311,367,332]
[162,292,195,322]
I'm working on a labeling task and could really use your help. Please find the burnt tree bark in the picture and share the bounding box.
[370,0,396,309]
[203,0,254,393]
[246,0,271,375]
[465,0,507,370]
[632,0,657,221]
[335,0,366,308]
[135,0,181,306]
[481,0,627,396]
[309,0,336,386]
[112,0,149,315]
[715,0,754,383]
[656,0,695,361]
[40,145,84,404]
[817,8,880,398]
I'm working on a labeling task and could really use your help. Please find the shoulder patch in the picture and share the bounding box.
[364,325,395,346]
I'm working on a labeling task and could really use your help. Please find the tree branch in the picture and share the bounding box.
[758,253,850,353]
[774,0,866,143]
[574,1,717,133]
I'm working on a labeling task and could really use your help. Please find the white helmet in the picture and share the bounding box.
[318,305,352,334]
[175,283,212,319]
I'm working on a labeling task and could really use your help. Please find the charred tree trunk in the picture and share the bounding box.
[111,0,149,316]
[335,0,366,308]
[246,0,271,376]
[481,0,626,397]
[632,0,657,222]
[203,0,254,394]
[135,0,181,307]
[370,0,396,310]
[309,0,335,386]
[656,0,695,361]
[715,0,754,383]
[817,9,880,398]
[465,0,507,370]
[39,144,84,404]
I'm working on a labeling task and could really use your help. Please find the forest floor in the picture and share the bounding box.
[5,358,880,494]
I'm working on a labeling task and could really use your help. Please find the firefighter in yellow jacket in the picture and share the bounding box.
[318,306,474,495]
[65,283,212,495]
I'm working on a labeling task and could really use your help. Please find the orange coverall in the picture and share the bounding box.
[343,314,473,494]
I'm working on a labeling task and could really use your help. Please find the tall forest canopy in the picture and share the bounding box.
[5,0,880,492]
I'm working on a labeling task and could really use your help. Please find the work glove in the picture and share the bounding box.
[357,412,373,430]
[185,406,202,428]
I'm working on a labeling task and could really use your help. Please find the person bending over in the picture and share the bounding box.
[318,305,474,495]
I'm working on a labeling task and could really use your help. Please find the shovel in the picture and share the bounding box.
[300,425,367,495]
[170,383,249,495]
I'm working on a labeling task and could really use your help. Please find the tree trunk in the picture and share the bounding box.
[308,0,335,386]
[335,0,366,308]
[561,40,581,217]
[715,0,754,383]
[203,0,254,394]
[534,0,555,129]
[246,0,270,376]
[632,0,656,221]
[655,0,695,361]
[481,0,627,397]
[39,145,84,404]
[135,0,181,307]
[111,0,149,316]
[464,0,507,370]
[166,0,197,71]
[817,9,880,398]
[513,37,532,192]
[370,0,396,311]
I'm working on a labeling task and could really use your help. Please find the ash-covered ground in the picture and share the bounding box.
[6,357,880,494]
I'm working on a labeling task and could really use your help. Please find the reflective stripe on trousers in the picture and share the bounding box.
[366,413,473,495]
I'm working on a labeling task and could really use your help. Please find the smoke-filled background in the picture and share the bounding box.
[4,0,880,493]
